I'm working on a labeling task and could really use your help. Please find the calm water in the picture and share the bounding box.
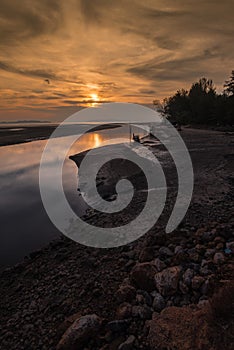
[0,125,144,266]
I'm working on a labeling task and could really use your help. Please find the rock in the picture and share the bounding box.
[213,252,225,265]
[191,276,205,290]
[152,293,166,312]
[132,305,152,320]
[139,247,154,262]
[116,285,136,303]
[107,319,130,333]
[216,242,224,250]
[226,241,234,253]
[153,258,166,272]
[179,281,189,294]
[154,266,182,296]
[118,335,136,350]
[174,246,183,254]
[130,263,157,292]
[159,247,173,259]
[116,303,132,320]
[183,268,194,286]
[56,314,102,350]
[148,306,211,350]
[172,250,189,265]
[136,290,152,306]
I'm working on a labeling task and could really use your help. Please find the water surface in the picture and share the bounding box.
[0,125,143,266]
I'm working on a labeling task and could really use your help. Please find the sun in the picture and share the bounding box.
[90,93,99,102]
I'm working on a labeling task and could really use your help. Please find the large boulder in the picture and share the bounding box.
[148,306,210,350]
[57,314,102,350]
[154,266,181,296]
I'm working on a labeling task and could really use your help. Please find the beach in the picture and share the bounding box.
[0,127,233,349]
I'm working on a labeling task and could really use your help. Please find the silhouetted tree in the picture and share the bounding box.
[156,73,234,126]
[188,78,216,124]
[224,70,234,96]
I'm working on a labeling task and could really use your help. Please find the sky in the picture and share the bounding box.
[0,0,233,121]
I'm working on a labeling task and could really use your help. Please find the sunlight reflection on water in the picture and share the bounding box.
[0,125,140,265]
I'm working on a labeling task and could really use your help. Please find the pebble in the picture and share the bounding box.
[213,252,225,264]
[152,293,166,312]
[155,266,182,296]
[118,335,136,350]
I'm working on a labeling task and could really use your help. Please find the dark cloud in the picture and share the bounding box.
[0,0,62,45]
[0,61,84,85]
[139,89,156,95]
[127,49,221,82]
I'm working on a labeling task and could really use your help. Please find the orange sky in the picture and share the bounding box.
[0,0,233,121]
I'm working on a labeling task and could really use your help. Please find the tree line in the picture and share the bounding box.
[154,71,234,125]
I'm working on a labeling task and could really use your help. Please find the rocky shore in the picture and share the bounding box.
[0,128,233,349]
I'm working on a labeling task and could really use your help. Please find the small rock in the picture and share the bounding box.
[191,276,205,291]
[153,258,166,272]
[136,290,152,306]
[179,281,189,294]
[139,247,154,262]
[130,263,157,292]
[152,293,166,312]
[213,252,225,265]
[107,319,130,333]
[183,268,194,286]
[116,303,132,320]
[159,247,173,259]
[174,246,183,254]
[118,335,136,350]
[216,243,224,250]
[155,266,182,296]
[132,305,152,320]
[56,314,102,350]
[226,241,234,253]
[116,285,136,303]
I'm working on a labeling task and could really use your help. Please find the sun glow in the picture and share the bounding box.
[90,93,99,102]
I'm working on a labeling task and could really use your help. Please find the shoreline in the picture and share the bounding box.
[0,123,122,147]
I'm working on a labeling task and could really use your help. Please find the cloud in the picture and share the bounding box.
[0,0,62,45]
[0,0,234,120]
[0,61,84,85]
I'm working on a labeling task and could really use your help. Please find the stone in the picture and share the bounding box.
[56,314,102,350]
[191,276,205,290]
[118,335,136,350]
[130,263,157,292]
[152,293,166,312]
[179,281,189,294]
[116,303,132,320]
[116,285,136,303]
[136,290,152,306]
[226,241,234,253]
[159,247,173,258]
[174,246,183,254]
[216,243,224,250]
[132,305,152,320]
[183,268,194,286]
[148,306,211,350]
[153,258,166,272]
[213,252,225,265]
[154,266,181,296]
[107,319,131,333]
[139,247,154,262]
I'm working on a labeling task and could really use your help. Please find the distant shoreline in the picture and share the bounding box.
[0,123,122,147]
